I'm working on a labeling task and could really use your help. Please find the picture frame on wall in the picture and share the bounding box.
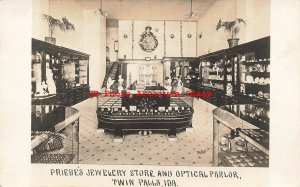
[114,40,119,52]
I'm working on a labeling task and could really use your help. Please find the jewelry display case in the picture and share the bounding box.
[31,105,80,164]
[238,53,270,103]
[183,50,229,106]
[97,87,194,142]
[32,38,90,106]
[185,36,270,107]
[162,57,200,88]
[201,57,226,91]
[213,104,269,167]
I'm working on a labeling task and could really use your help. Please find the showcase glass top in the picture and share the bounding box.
[214,104,269,131]
[31,105,80,132]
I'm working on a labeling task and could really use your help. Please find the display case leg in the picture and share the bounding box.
[186,127,194,132]
[97,128,105,133]
[167,129,177,141]
[213,118,219,166]
[114,129,124,143]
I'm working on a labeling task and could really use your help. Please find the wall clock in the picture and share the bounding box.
[139,26,158,52]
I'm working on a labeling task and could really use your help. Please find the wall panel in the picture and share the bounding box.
[119,20,197,59]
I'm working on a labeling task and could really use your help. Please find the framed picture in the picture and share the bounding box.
[114,40,119,52]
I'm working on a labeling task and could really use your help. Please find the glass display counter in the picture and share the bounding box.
[97,86,194,142]
[213,104,269,167]
[31,105,80,164]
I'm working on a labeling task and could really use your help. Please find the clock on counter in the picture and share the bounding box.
[139,26,158,52]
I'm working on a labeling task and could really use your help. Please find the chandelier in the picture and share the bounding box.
[95,0,108,17]
[184,0,199,21]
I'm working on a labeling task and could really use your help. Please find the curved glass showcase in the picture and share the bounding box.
[213,104,269,167]
[97,86,194,142]
[31,105,80,164]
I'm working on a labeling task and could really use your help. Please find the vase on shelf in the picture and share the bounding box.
[45,37,56,45]
[227,38,239,48]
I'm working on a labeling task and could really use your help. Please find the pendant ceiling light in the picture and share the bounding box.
[95,0,108,17]
[184,0,199,21]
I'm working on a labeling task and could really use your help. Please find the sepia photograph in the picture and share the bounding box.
[31,0,270,167]
[1,0,300,187]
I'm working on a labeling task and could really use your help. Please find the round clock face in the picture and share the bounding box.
[139,26,158,52]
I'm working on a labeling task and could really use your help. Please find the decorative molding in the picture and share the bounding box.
[119,20,197,59]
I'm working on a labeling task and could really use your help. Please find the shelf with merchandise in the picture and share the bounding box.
[240,60,270,65]
[182,37,270,106]
[32,38,90,106]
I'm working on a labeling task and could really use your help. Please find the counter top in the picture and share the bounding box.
[213,104,269,154]
[31,105,80,132]
[31,105,80,164]
[31,94,56,101]
[99,86,194,97]
[214,104,269,131]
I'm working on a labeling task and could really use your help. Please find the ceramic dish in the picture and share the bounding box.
[264,93,270,99]
[256,64,262,72]
[266,65,270,72]
[252,66,257,72]
[265,78,270,84]
[246,76,253,83]
[259,77,265,84]
[240,84,245,93]
[258,91,263,98]
[247,67,253,72]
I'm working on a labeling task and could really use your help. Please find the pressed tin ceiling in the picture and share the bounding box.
[50,0,218,21]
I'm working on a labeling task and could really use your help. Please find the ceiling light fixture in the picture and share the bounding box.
[184,0,199,21]
[95,0,108,17]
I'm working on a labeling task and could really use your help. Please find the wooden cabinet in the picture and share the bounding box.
[186,36,270,106]
[162,57,199,86]
[32,38,90,106]
[228,37,270,104]
[199,50,227,91]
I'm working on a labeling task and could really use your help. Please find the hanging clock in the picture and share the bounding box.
[139,26,158,52]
